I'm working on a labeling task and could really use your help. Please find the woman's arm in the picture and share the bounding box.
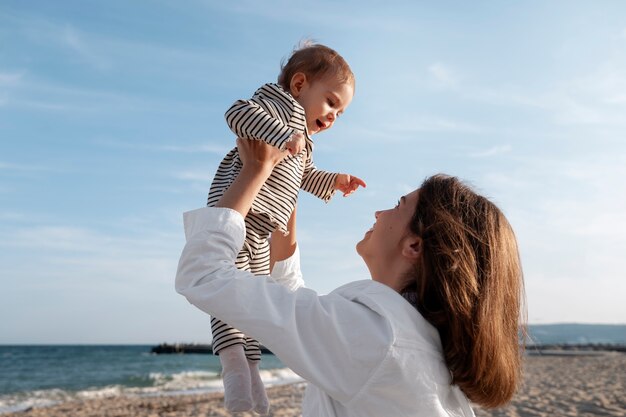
[214,138,287,216]
[270,205,298,271]
[175,207,389,404]
[269,206,305,291]
[175,139,390,403]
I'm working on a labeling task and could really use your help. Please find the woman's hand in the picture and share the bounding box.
[237,138,289,172]
[285,132,305,156]
[270,205,298,272]
[216,139,289,217]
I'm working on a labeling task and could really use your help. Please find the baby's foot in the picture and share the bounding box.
[219,345,253,412]
[248,360,270,415]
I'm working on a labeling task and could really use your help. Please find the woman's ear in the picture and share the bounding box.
[290,72,307,98]
[401,235,422,261]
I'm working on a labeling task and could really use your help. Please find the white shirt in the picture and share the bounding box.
[175,207,475,417]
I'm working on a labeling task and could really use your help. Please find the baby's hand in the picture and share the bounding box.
[335,174,367,197]
[285,132,305,156]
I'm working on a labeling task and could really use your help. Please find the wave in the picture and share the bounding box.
[0,368,302,414]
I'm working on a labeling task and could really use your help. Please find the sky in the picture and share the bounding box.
[1,1,625,344]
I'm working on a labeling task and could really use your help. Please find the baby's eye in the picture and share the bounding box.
[327,98,335,106]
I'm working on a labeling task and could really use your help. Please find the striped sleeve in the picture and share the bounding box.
[225,87,296,150]
[301,157,338,203]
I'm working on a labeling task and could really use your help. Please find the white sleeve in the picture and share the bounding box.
[270,244,305,291]
[175,207,391,404]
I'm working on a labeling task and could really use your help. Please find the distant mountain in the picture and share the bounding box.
[527,323,626,345]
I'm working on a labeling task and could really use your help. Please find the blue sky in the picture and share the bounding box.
[1,1,625,344]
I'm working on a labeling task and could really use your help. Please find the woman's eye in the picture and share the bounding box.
[395,200,400,208]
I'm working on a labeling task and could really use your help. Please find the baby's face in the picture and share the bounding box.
[292,76,354,135]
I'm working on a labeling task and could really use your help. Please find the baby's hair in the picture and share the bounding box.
[278,40,355,92]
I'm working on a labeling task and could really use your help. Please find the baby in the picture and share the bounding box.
[206,41,365,414]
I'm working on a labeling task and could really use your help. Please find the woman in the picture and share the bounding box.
[176,139,525,416]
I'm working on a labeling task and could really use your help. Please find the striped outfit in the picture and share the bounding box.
[207,83,338,360]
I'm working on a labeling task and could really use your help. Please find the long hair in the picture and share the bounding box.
[404,174,526,408]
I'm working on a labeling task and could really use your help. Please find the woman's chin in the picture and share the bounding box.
[355,240,362,255]
[355,237,367,257]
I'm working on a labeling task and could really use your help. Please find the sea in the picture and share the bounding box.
[1,324,624,414]
[0,345,301,414]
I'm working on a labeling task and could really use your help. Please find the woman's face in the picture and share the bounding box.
[356,189,420,288]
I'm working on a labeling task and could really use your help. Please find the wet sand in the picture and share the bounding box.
[7,353,625,417]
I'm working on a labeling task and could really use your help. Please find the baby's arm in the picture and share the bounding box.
[300,157,339,203]
[270,206,304,291]
[225,86,298,152]
[301,157,366,201]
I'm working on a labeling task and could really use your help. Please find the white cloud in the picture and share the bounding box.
[62,25,111,71]
[469,60,626,128]
[209,1,414,33]
[0,72,23,86]
[0,218,186,343]
[0,223,182,286]
[173,170,213,182]
[162,144,231,153]
[428,63,458,87]
[0,211,26,221]
[469,145,512,158]
[606,94,626,104]
[395,183,415,195]
[6,12,109,71]
[564,62,626,109]
[480,172,532,191]
[0,161,48,172]
[6,226,102,252]
[0,72,23,107]
[9,99,74,111]
[5,9,233,90]
[353,117,484,138]
[2,77,212,114]
[95,139,230,155]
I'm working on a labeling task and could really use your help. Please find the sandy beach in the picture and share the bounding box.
[6,352,625,417]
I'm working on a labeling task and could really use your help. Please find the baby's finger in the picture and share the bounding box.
[353,177,367,188]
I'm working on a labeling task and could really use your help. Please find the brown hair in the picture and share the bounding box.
[404,174,526,408]
[277,41,355,92]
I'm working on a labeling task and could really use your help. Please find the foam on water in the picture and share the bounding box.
[258,368,303,386]
[0,366,302,414]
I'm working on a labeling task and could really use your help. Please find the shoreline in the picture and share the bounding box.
[4,353,625,417]
[147,342,626,356]
[3,382,307,417]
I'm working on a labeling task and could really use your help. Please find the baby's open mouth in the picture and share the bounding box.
[316,119,324,129]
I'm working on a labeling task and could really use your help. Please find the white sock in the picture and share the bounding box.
[248,360,269,415]
[219,345,253,412]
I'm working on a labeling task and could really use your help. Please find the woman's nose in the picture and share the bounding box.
[375,211,381,219]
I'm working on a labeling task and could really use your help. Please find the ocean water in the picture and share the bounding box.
[0,345,300,414]
[527,323,626,345]
[2,325,624,414]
